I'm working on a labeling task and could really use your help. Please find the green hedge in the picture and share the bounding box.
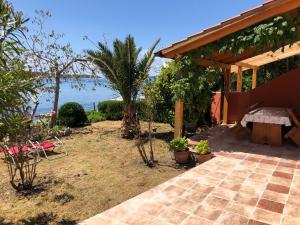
[97,100,146,121]
[136,100,146,119]
[86,111,106,123]
[58,102,87,127]
[98,100,123,120]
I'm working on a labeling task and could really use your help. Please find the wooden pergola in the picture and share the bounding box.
[156,0,300,138]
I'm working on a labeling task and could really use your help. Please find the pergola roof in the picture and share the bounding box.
[165,0,300,135]
[230,41,300,73]
[156,0,300,71]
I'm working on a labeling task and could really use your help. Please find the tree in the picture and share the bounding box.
[0,0,28,68]
[0,0,39,191]
[136,81,161,167]
[23,11,90,127]
[87,35,159,139]
[0,0,35,138]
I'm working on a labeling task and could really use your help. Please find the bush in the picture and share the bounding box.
[153,63,176,124]
[195,140,209,155]
[98,100,123,120]
[135,100,146,119]
[86,111,106,123]
[169,137,188,152]
[58,102,87,127]
[98,100,146,121]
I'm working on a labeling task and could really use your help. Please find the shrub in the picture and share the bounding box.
[153,63,176,124]
[86,111,106,123]
[98,100,123,120]
[58,102,87,127]
[50,125,63,133]
[169,137,188,152]
[135,100,147,119]
[195,140,209,155]
[98,100,146,121]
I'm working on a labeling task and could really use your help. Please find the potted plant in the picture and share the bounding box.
[191,140,213,163]
[169,137,189,164]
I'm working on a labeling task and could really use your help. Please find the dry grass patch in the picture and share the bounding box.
[0,121,187,224]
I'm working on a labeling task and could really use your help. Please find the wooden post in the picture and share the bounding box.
[236,66,243,92]
[252,67,258,89]
[174,99,184,138]
[222,68,231,125]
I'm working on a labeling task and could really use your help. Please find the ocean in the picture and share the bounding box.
[36,78,118,114]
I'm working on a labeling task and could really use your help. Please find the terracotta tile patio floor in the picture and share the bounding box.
[79,128,300,225]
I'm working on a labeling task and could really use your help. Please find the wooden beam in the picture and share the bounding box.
[222,69,231,125]
[197,41,300,74]
[198,58,255,74]
[235,41,300,69]
[254,45,300,66]
[174,100,184,138]
[197,58,243,74]
[162,0,300,58]
[236,66,243,92]
[235,62,258,70]
[252,67,258,89]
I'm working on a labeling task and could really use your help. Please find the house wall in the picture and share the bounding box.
[228,92,251,122]
[227,67,300,123]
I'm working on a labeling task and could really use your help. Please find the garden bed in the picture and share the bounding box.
[0,121,186,224]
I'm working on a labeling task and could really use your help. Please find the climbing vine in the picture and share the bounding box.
[154,56,221,125]
[155,12,300,127]
[188,13,300,59]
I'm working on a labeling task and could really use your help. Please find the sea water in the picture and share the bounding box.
[36,78,118,114]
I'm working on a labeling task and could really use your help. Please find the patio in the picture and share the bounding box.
[80,128,300,225]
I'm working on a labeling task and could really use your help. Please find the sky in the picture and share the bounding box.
[11,0,267,73]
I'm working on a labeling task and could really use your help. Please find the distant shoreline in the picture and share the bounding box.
[61,74,102,79]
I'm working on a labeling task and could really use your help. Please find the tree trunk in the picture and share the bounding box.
[148,120,154,162]
[49,73,60,128]
[30,100,39,122]
[121,102,139,139]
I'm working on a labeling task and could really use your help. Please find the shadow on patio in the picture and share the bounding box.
[207,127,300,161]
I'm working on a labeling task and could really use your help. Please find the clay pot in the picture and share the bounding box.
[174,151,190,164]
[193,152,213,163]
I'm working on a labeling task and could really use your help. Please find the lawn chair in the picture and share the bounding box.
[28,136,68,160]
[285,108,300,147]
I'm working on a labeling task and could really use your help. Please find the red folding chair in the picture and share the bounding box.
[28,136,68,160]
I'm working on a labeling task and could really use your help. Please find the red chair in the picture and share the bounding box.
[28,137,68,160]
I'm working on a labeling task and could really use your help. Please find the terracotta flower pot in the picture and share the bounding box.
[174,151,190,164]
[194,152,213,163]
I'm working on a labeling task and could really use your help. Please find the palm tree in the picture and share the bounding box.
[87,35,159,138]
